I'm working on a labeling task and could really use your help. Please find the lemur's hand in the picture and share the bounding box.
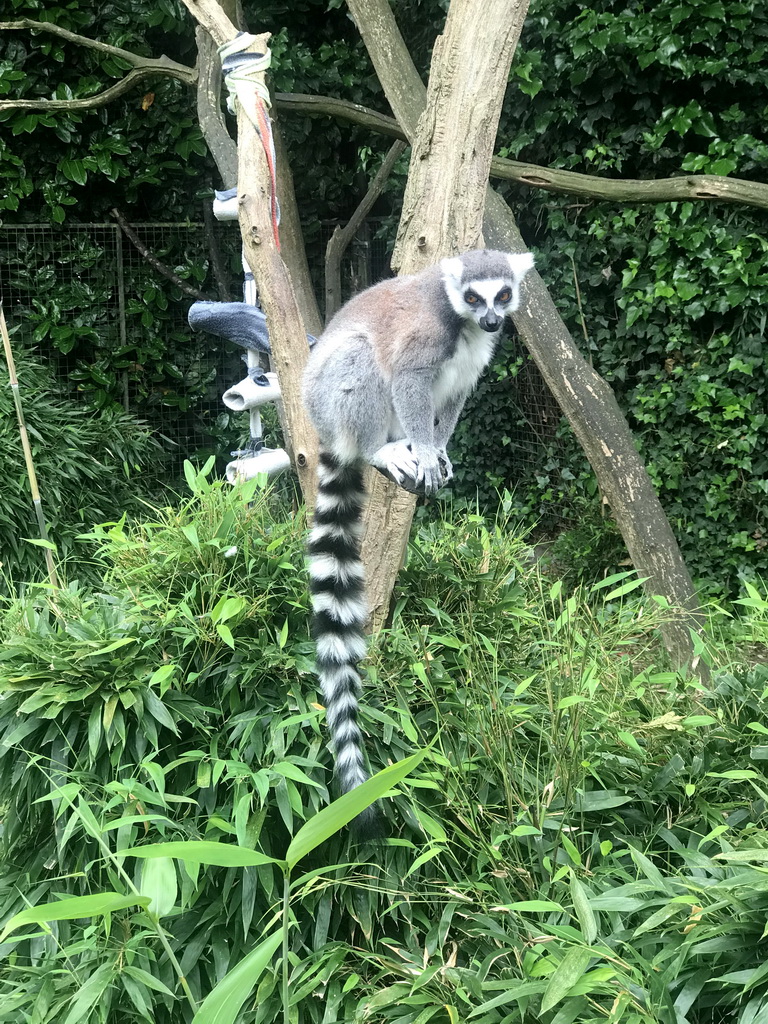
[371,441,447,496]
[411,444,444,496]
[370,441,419,488]
[437,449,453,486]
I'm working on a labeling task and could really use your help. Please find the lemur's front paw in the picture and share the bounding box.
[370,441,420,489]
[371,441,445,496]
[411,444,443,496]
[437,450,453,485]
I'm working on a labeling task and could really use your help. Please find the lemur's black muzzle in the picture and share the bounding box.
[479,314,500,332]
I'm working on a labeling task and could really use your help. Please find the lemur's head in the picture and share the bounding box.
[441,249,535,333]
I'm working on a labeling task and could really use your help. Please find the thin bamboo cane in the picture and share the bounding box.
[0,303,60,589]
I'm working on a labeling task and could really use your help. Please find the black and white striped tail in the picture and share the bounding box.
[308,451,381,838]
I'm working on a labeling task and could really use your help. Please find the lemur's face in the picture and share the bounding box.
[460,278,516,333]
[441,251,534,333]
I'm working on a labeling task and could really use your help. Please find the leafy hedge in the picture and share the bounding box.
[0,351,162,585]
[449,0,768,595]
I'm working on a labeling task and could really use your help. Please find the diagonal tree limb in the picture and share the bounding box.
[0,18,197,78]
[347,0,705,672]
[325,139,406,319]
[111,208,213,301]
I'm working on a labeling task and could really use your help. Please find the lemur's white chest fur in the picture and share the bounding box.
[432,322,498,410]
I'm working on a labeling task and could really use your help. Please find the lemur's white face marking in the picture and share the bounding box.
[441,251,534,333]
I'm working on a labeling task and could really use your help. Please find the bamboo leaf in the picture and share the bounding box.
[570,875,597,944]
[190,929,283,1024]
[140,857,177,918]
[541,947,592,1013]
[285,751,427,869]
[0,893,148,942]
[120,840,285,869]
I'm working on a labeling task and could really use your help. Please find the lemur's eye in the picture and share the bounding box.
[498,289,512,303]
[465,291,479,304]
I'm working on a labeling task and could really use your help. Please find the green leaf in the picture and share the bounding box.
[120,841,285,869]
[541,948,592,1013]
[717,849,768,863]
[140,857,177,918]
[60,158,87,185]
[602,577,650,601]
[706,770,760,780]
[498,900,564,912]
[190,929,283,1024]
[216,623,235,649]
[285,751,427,870]
[0,893,149,942]
[570,875,597,944]
[63,963,112,1024]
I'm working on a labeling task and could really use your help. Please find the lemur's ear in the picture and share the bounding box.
[508,252,535,278]
[440,256,464,283]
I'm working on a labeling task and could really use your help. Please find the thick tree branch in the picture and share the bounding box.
[276,93,768,213]
[325,139,406,319]
[348,0,530,627]
[195,26,238,187]
[348,0,704,672]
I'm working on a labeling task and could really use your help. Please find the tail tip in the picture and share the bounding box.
[351,802,387,842]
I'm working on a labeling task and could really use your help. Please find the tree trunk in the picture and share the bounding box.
[180,4,318,503]
[351,0,531,626]
[348,0,704,670]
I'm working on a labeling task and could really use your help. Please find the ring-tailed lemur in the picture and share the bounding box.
[303,249,534,833]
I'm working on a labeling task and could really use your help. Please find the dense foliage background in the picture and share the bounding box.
[3,0,767,594]
[2,3,768,1019]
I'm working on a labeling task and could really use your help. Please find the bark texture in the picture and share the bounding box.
[349,0,531,627]
[348,0,703,669]
[179,5,318,501]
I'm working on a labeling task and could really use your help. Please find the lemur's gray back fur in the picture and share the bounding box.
[302,249,534,836]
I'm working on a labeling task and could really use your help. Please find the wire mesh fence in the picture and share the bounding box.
[1,220,567,492]
[0,221,246,474]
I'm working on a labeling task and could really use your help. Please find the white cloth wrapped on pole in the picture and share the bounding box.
[222,372,280,411]
[226,448,291,483]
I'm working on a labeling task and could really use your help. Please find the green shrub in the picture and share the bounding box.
[0,351,162,586]
[2,470,768,1022]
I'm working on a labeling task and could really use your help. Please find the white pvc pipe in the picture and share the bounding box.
[226,448,291,483]
[222,372,280,411]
